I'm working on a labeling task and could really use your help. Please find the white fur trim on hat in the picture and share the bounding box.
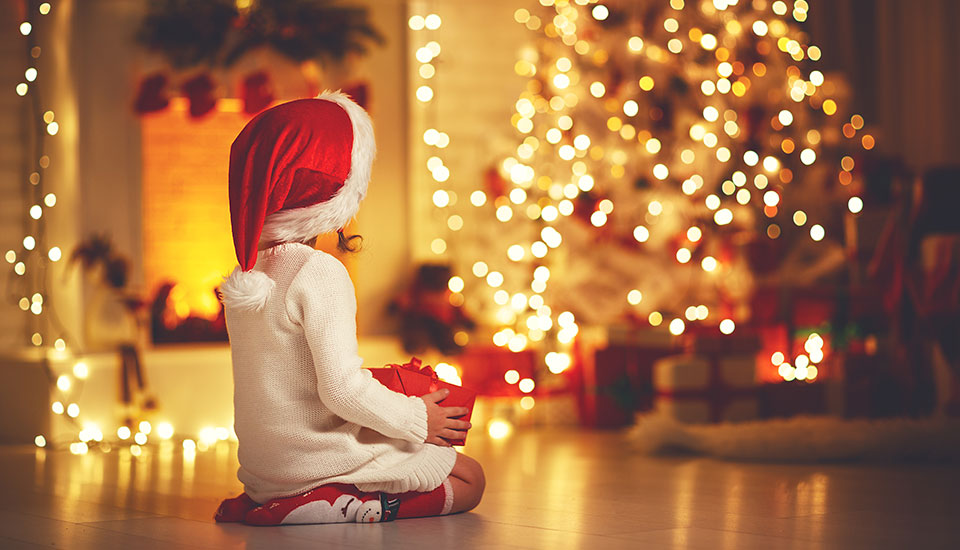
[260,90,376,244]
[220,267,276,312]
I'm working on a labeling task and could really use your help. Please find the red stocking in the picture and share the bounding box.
[388,479,454,519]
[214,492,258,523]
[231,480,454,526]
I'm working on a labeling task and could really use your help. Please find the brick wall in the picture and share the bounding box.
[140,99,246,318]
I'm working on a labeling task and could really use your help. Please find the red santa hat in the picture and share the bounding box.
[220,90,375,311]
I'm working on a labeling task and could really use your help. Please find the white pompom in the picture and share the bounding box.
[220,268,275,312]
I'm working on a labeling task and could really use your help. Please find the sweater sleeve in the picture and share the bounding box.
[286,252,428,444]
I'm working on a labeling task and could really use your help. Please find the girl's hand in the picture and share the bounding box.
[421,389,472,447]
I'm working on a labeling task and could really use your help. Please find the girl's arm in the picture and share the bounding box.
[286,253,428,443]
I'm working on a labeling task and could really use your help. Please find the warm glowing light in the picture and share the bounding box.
[546,352,572,374]
[20,22,33,35]
[700,34,717,50]
[434,363,461,385]
[701,256,718,272]
[70,442,89,455]
[668,318,685,335]
[822,99,837,115]
[488,420,512,439]
[56,375,71,392]
[51,401,64,415]
[35,435,46,447]
[633,226,650,242]
[199,427,219,446]
[66,403,79,418]
[848,196,864,213]
[48,246,62,261]
[518,378,535,393]
[118,426,131,440]
[653,164,669,180]
[719,319,735,334]
[134,432,148,445]
[424,14,442,30]
[470,190,487,207]
[627,289,642,305]
[714,208,733,225]
[157,422,175,440]
[520,396,535,410]
[589,81,605,98]
[810,224,825,241]
[448,276,465,293]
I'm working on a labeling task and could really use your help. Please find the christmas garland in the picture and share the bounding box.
[134,0,382,117]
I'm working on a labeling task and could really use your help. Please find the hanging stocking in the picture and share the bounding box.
[241,71,274,115]
[342,81,369,109]
[182,73,217,119]
[133,73,170,115]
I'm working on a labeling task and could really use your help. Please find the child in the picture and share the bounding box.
[214,92,484,525]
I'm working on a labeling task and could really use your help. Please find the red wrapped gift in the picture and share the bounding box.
[457,346,537,397]
[370,358,476,446]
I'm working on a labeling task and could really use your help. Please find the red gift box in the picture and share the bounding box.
[457,346,537,396]
[575,328,680,428]
[370,358,476,446]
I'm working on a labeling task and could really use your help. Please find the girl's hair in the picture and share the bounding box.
[337,230,363,253]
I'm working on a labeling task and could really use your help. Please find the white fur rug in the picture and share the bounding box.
[629,413,960,462]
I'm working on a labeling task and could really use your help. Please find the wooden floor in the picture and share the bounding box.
[1,429,958,549]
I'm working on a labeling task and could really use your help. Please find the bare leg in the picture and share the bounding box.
[447,452,485,514]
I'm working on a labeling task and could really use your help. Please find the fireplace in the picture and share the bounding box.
[140,98,246,341]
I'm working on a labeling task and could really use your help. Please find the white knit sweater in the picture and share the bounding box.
[224,242,457,503]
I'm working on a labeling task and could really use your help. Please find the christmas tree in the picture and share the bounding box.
[451,0,873,376]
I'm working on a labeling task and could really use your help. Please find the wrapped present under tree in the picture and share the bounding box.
[653,353,758,424]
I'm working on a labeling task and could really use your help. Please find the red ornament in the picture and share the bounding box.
[182,73,217,119]
[241,71,274,115]
[133,73,170,114]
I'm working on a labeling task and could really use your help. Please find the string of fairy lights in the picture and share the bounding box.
[8,2,66,353]
[443,0,873,384]
[8,1,79,449]
[9,2,235,455]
